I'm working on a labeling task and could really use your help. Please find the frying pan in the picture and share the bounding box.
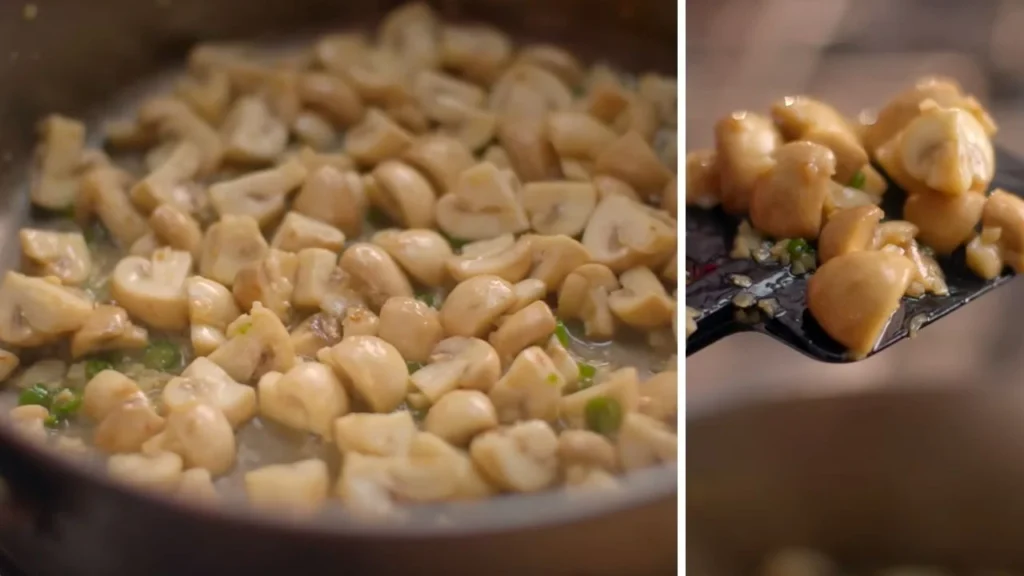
[0,1,678,575]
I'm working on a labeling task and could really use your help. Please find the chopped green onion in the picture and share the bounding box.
[83,221,109,245]
[18,384,51,407]
[43,415,60,428]
[546,372,560,385]
[143,341,182,372]
[84,358,113,380]
[584,396,624,436]
[236,321,253,335]
[415,292,437,308]
[406,361,425,373]
[554,320,571,347]
[50,389,82,421]
[786,238,811,260]
[849,170,866,190]
[577,362,597,381]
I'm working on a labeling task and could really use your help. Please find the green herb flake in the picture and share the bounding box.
[786,238,812,260]
[554,320,571,347]
[143,341,182,372]
[84,358,114,380]
[577,362,597,381]
[406,361,425,373]
[410,406,429,421]
[546,372,560,385]
[18,384,51,407]
[584,396,624,436]
[43,415,60,428]
[50,389,82,421]
[849,170,866,190]
[415,292,437,308]
[236,322,253,335]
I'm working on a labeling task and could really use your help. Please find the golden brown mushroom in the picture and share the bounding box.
[749,140,836,240]
[903,190,986,255]
[714,111,781,214]
[817,205,885,265]
[771,96,868,183]
[966,189,1024,279]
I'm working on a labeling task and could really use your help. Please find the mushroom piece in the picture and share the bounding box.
[515,44,584,88]
[77,165,150,248]
[70,305,148,359]
[258,362,350,439]
[138,97,224,174]
[208,302,297,383]
[290,312,343,358]
[199,215,269,287]
[378,297,445,363]
[413,70,486,122]
[896,100,995,196]
[469,420,559,493]
[509,278,547,313]
[435,162,530,241]
[296,72,365,128]
[149,204,204,259]
[771,96,868,183]
[638,370,678,422]
[335,452,402,519]
[424,390,499,447]
[559,367,640,430]
[9,405,48,441]
[292,165,367,238]
[594,131,672,200]
[428,337,503,393]
[434,98,498,153]
[368,160,438,229]
[447,234,533,283]
[489,301,558,366]
[546,112,617,162]
[144,402,236,476]
[104,118,157,150]
[715,111,782,215]
[581,195,677,273]
[488,346,564,423]
[177,468,218,502]
[292,110,338,150]
[401,135,475,195]
[175,69,232,125]
[130,141,202,215]
[497,84,564,183]
[556,263,620,340]
[439,24,513,85]
[583,65,631,123]
[111,248,192,331]
[163,357,258,429]
[544,334,580,388]
[528,234,592,292]
[388,431,495,502]
[558,429,618,472]
[292,248,338,311]
[749,141,836,240]
[903,189,986,255]
[245,459,330,513]
[607,267,675,330]
[409,356,469,403]
[314,32,370,76]
[637,73,677,126]
[208,159,308,227]
[966,189,1024,279]
[94,393,166,453]
[519,181,597,237]
[616,412,678,471]
[0,350,19,383]
[685,150,720,209]
[490,64,573,114]
[806,250,915,358]
[338,243,415,310]
[371,228,453,288]
[185,276,241,356]
[232,249,299,321]
[333,411,417,457]
[342,306,380,338]
[83,370,144,421]
[317,335,409,413]
[378,2,440,73]
[440,275,517,338]
[344,109,414,167]
[107,451,184,493]
[128,233,162,258]
[0,272,94,347]
[31,115,86,210]
[220,95,289,165]
[19,228,92,285]
[817,205,885,265]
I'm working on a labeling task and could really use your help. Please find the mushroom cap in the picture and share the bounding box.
[0,272,94,347]
[818,205,885,265]
[581,195,676,273]
[528,234,592,292]
[372,228,453,287]
[19,228,92,285]
[378,296,444,363]
[435,162,529,241]
[904,189,985,255]
[338,242,415,310]
[440,275,516,338]
[714,111,781,215]
[807,250,916,358]
[469,419,559,493]
[292,165,367,238]
[519,181,597,237]
[447,234,533,283]
[749,140,836,240]
[153,402,236,476]
[429,336,503,392]
[111,248,192,331]
[164,357,258,429]
[245,459,330,513]
[607,267,675,330]
[546,111,617,161]
[897,101,995,196]
[257,362,349,439]
[317,335,409,413]
[369,160,438,229]
[424,390,498,447]
[770,95,867,182]
[488,300,558,366]
[557,263,620,340]
[488,345,564,423]
[402,135,475,194]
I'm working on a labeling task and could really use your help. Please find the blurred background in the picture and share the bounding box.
[685,0,1024,410]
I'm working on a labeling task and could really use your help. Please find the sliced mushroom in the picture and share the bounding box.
[556,263,619,340]
[897,100,995,196]
[592,130,672,201]
[334,411,417,457]
[163,357,257,429]
[966,189,1024,279]
[19,228,92,285]
[433,99,498,153]
[335,451,402,519]
[337,47,410,108]
[439,24,512,85]
[558,429,618,472]
[185,276,241,356]
[491,63,573,114]
[232,249,298,321]
[83,370,143,421]
[515,44,583,88]
[138,97,224,174]
[410,356,468,403]
[749,141,836,240]
[297,72,365,127]
[130,141,202,215]
[428,337,502,393]
[128,232,162,258]
[546,111,617,161]
[245,459,330,513]
[369,160,438,229]
[336,242,415,311]
[144,402,236,476]
[292,165,367,238]
[413,70,486,120]
[489,301,557,366]
[207,302,297,383]
[685,150,720,209]
[770,96,867,183]
[509,278,547,313]
[0,272,93,347]
[440,275,516,338]
[258,362,350,439]
[107,451,184,493]
[617,412,678,471]
[497,85,563,183]
[342,306,380,338]
[317,335,408,413]
[378,297,444,363]
[177,467,218,502]
[436,162,529,240]
[371,228,453,288]
[220,95,288,165]
[94,393,166,453]
[292,248,338,311]
[104,118,157,150]
[714,111,782,214]
[345,109,414,167]
[447,234,532,283]
[806,250,915,358]
[389,431,495,502]
[424,390,499,447]
[70,305,148,359]
[378,2,440,73]
[559,367,640,430]
[638,370,678,422]
[175,70,232,124]
[292,110,338,150]
[581,195,676,273]
[0,350,19,383]
[607,267,675,330]
[31,115,86,209]
[903,189,986,255]
[488,346,564,423]
[527,234,592,293]
[290,312,343,358]
[402,135,475,195]
[199,215,269,287]
[208,159,308,227]
[147,204,203,260]
[78,165,150,247]
[469,420,559,493]
[519,181,597,237]
[817,205,885,265]
[111,248,192,330]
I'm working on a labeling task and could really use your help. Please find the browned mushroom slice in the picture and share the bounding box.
[749,141,836,240]
[369,160,438,229]
[497,85,563,182]
[817,205,884,265]
[402,135,475,195]
[581,195,676,273]
[903,189,985,255]
[344,109,414,167]
[771,95,868,183]
[896,100,995,196]
[519,181,597,237]
[714,111,781,215]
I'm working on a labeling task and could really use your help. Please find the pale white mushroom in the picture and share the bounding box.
[130,141,202,215]
[547,112,618,161]
[490,63,573,114]
[128,233,161,258]
[333,411,417,457]
[435,162,529,241]
[559,367,640,430]
[440,275,517,338]
[83,370,143,421]
[107,451,184,493]
[221,95,289,165]
[292,110,338,150]
[317,335,409,413]
[232,249,298,321]
[9,405,48,441]
[245,459,330,513]
[270,211,346,253]
[469,420,559,493]
[388,431,496,502]
[207,302,296,383]
[290,312,343,358]
[564,466,620,493]
[638,370,677,421]
[258,362,350,439]
[177,468,218,502]
[428,337,502,393]
[138,97,224,174]
[290,168,365,239]
[70,305,148,359]
[489,301,558,366]
[292,248,338,311]
[616,412,678,471]
[144,402,236,476]
[378,297,444,363]
[335,451,401,519]
[345,109,414,167]
[583,65,631,123]
[638,73,677,126]
[104,118,157,150]
[378,2,440,73]
[544,334,580,388]
[0,350,19,383]
[439,24,512,85]
[581,195,677,273]
[497,85,564,182]
[557,263,620,340]
[402,135,475,195]
[185,276,241,356]
[424,390,499,447]
[199,215,269,287]
[594,131,672,200]
[163,357,257,429]
[0,272,94,347]
[342,306,380,338]
[338,243,415,310]
[296,72,365,127]
[110,248,192,330]
[515,44,583,88]
[488,346,564,423]
[175,69,232,124]
[32,115,88,209]
[520,181,597,237]
[208,159,308,227]
[433,98,498,153]
[19,228,92,285]
[561,158,593,182]
[608,267,675,330]
[77,165,150,248]
[332,46,407,107]
[413,70,486,121]
[447,234,533,283]
[528,234,593,292]
[509,278,547,313]
[371,228,452,288]
[368,160,437,229]
[558,429,618,472]
[94,393,166,453]
[408,358,466,403]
